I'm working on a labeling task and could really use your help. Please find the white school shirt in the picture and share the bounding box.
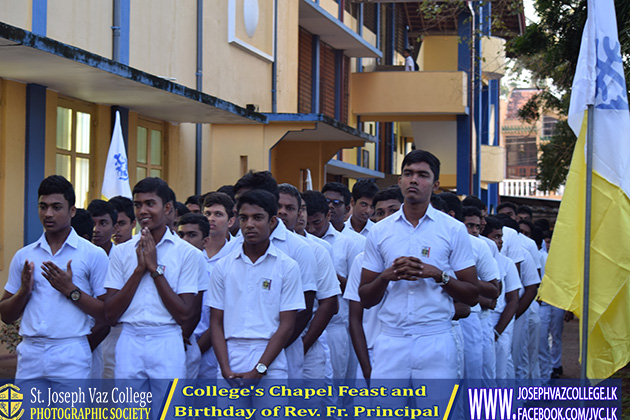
[470,235,500,313]
[206,242,306,340]
[520,233,542,270]
[322,223,362,279]
[194,239,239,340]
[539,248,548,279]
[519,247,541,296]
[105,228,201,326]
[233,220,317,293]
[300,234,341,301]
[501,227,526,264]
[363,204,475,328]
[339,224,367,263]
[343,252,382,350]
[344,216,375,237]
[493,252,523,314]
[6,228,108,338]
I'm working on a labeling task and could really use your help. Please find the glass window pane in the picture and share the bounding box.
[137,127,147,164]
[150,169,162,178]
[56,107,72,151]
[150,130,162,165]
[56,154,71,180]
[75,157,90,209]
[76,112,91,154]
[136,167,147,182]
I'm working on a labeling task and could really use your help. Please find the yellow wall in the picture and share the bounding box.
[481,36,506,80]
[276,0,299,113]
[0,1,32,31]
[47,0,112,59]
[418,36,458,72]
[0,80,26,289]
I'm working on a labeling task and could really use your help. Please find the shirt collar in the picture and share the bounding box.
[269,219,288,241]
[323,222,339,239]
[395,203,437,226]
[236,240,279,264]
[35,228,80,255]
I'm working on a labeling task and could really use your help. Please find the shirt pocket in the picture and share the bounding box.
[260,277,280,307]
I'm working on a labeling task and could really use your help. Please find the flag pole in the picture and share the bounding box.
[581,104,594,379]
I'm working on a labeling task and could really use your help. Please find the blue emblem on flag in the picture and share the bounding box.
[595,36,629,110]
[114,153,129,181]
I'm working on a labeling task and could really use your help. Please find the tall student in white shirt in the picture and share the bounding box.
[360,150,479,380]
[345,180,378,237]
[208,189,305,384]
[0,175,109,379]
[104,177,202,382]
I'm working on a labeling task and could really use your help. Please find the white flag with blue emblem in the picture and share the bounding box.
[541,0,630,379]
[101,111,132,200]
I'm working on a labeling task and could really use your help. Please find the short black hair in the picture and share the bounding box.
[278,183,302,208]
[531,225,544,248]
[87,199,118,224]
[302,190,330,217]
[109,196,135,222]
[351,179,379,202]
[177,212,210,238]
[133,177,171,207]
[438,192,462,221]
[534,218,551,232]
[373,186,404,208]
[217,185,235,201]
[497,202,517,213]
[430,194,448,212]
[39,175,75,207]
[175,202,190,219]
[168,187,177,204]
[462,206,482,219]
[185,195,201,207]
[234,171,279,200]
[482,216,503,237]
[72,208,94,241]
[401,150,440,181]
[496,213,519,230]
[518,219,536,233]
[462,195,486,211]
[203,192,235,218]
[517,205,533,218]
[321,182,351,205]
[237,189,277,217]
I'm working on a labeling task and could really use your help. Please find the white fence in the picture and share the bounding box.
[499,179,564,198]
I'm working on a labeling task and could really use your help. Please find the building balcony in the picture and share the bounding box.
[480,145,505,183]
[481,36,507,80]
[499,179,565,198]
[350,70,468,122]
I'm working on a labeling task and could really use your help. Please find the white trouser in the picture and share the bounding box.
[284,337,304,379]
[512,309,530,379]
[489,314,514,380]
[115,324,185,379]
[324,324,349,379]
[220,338,288,380]
[538,302,552,379]
[101,324,122,379]
[16,336,91,379]
[198,347,218,379]
[527,302,541,378]
[459,313,483,378]
[371,323,459,380]
[303,338,326,379]
[185,334,202,379]
[549,305,564,369]
[480,311,496,380]
[91,344,103,379]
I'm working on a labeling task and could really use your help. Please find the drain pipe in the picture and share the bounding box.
[195,0,203,194]
[272,0,278,113]
[113,0,121,61]
[467,1,475,195]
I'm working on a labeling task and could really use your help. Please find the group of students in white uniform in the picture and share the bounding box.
[0,149,565,390]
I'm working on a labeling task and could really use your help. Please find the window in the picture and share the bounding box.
[134,119,165,183]
[55,99,94,208]
[542,116,558,138]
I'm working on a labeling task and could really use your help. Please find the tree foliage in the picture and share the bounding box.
[507,0,630,191]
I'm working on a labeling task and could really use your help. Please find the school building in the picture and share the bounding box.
[0,1,523,286]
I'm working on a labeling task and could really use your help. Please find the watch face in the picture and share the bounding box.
[70,290,81,301]
[256,363,267,374]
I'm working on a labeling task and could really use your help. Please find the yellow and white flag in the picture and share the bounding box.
[540,0,630,379]
[101,111,132,199]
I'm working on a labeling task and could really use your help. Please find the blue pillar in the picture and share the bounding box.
[32,0,47,36]
[457,10,471,195]
[24,84,48,245]
[472,1,482,198]
[119,0,130,65]
[312,35,321,113]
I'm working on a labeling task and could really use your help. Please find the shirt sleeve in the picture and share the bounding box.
[290,238,317,293]
[312,242,341,300]
[175,247,202,294]
[206,259,227,310]
[362,229,385,273]
[343,253,364,302]
[280,256,307,312]
[89,247,110,297]
[197,257,209,292]
[476,240,500,282]
[520,251,542,287]
[504,258,523,294]
[104,244,126,291]
[449,223,476,272]
[5,250,25,295]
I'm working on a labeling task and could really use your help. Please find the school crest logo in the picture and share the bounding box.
[262,279,272,290]
[421,246,430,258]
[0,384,24,420]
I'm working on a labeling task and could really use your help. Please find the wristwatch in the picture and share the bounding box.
[438,271,450,286]
[151,265,165,279]
[255,362,268,375]
[68,289,82,302]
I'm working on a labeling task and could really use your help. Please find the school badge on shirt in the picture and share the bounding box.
[421,246,431,258]
[262,278,272,290]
